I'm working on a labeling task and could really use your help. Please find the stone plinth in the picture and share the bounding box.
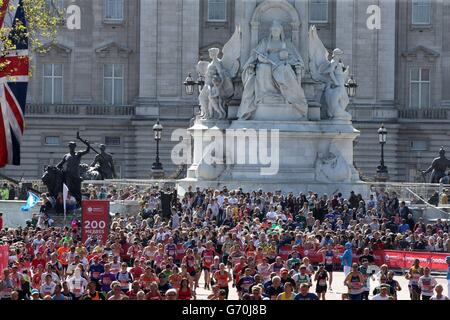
[223,119,360,182]
[253,104,307,121]
[182,117,364,194]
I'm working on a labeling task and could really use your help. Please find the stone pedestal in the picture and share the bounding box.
[180,117,366,196]
[223,119,360,183]
[186,119,230,181]
[253,104,307,121]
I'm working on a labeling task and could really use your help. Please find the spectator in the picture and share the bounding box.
[431,284,449,300]
[428,191,440,207]
[0,183,9,200]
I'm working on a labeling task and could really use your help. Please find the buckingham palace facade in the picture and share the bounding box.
[1,0,450,182]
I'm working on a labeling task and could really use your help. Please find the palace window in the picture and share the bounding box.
[104,0,123,21]
[105,136,121,146]
[207,0,227,22]
[410,68,430,109]
[310,0,328,23]
[104,64,124,105]
[412,0,431,25]
[44,136,60,146]
[410,140,427,151]
[43,64,63,104]
[45,0,65,11]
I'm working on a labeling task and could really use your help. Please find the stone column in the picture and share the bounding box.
[240,0,257,65]
[182,0,200,99]
[377,0,396,102]
[294,0,309,74]
[335,0,354,73]
[136,0,159,116]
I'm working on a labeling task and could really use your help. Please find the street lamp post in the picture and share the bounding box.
[345,75,358,98]
[184,72,205,117]
[151,119,164,178]
[376,124,389,182]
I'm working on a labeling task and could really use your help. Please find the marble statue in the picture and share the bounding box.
[197,28,241,120]
[237,20,308,120]
[309,26,351,121]
[315,145,352,183]
[182,2,365,196]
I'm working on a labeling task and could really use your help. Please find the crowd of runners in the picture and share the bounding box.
[0,185,450,300]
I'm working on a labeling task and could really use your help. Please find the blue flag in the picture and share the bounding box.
[21,192,40,212]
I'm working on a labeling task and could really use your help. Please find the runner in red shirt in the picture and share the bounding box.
[201,241,215,290]
[139,267,159,291]
[31,265,44,290]
[31,253,47,273]
[182,249,196,291]
[214,263,231,299]
[168,266,182,290]
[233,256,247,286]
[129,260,144,280]
[146,282,162,300]
[178,278,195,300]
[126,281,141,300]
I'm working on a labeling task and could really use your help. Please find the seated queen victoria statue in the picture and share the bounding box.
[237,20,308,120]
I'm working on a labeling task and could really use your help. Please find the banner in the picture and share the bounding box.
[82,200,110,243]
[290,247,448,271]
[429,252,450,271]
[381,250,404,269]
[379,250,449,271]
[0,245,8,275]
[295,248,324,264]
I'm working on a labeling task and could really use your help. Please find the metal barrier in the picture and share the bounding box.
[368,182,449,205]
[1,178,450,204]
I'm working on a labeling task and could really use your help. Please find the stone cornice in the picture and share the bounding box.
[95,41,133,58]
[37,42,72,57]
[401,45,440,62]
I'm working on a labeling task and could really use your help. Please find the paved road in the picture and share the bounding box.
[194,270,449,300]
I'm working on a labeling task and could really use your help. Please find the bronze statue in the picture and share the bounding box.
[422,147,450,183]
[56,141,90,202]
[90,144,116,180]
[42,165,64,198]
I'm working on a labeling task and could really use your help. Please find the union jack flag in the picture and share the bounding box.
[0,0,29,167]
